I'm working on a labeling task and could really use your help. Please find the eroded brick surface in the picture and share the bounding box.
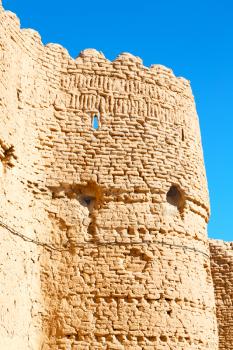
[0,2,227,349]
[210,240,233,350]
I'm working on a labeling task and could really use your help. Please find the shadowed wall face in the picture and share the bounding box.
[0,6,220,350]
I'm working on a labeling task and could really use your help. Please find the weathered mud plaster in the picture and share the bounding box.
[0,2,232,349]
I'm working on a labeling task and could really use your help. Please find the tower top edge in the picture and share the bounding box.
[0,5,190,86]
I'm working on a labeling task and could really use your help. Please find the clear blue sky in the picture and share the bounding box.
[3,0,233,241]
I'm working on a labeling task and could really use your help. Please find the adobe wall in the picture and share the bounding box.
[0,8,46,350]
[0,3,220,350]
[210,240,233,350]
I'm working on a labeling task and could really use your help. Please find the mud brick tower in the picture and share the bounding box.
[1,2,232,350]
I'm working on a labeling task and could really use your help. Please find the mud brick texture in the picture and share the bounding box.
[0,2,231,349]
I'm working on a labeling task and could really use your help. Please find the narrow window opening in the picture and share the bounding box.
[166,185,185,213]
[92,115,99,130]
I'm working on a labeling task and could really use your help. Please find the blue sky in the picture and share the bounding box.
[3,0,233,241]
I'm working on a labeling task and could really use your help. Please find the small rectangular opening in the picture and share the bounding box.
[92,115,99,130]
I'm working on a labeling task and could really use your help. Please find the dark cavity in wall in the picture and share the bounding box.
[166,185,185,214]
[79,194,96,212]
[182,128,185,141]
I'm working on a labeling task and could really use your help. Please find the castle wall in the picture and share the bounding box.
[0,4,220,350]
[40,50,219,350]
[0,8,59,349]
[210,240,233,350]
[0,18,40,349]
